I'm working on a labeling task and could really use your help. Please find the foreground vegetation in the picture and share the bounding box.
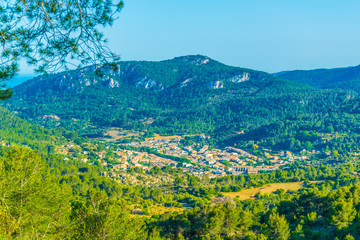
[0,146,360,239]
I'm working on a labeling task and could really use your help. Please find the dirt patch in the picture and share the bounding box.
[150,133,182,140]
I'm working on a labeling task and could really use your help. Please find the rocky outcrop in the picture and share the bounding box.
[205,80,223,89]
[180,78,193,88]
[105,78,120,88]
[134,77,163,91]
[228,73,250,83]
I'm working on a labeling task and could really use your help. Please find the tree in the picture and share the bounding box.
[291,224,305,240]
[0,147,72,238]
[343,234,355,240]
[330,200,356,230]
[174,176,184,186]
[304,141,313,151]
[325,125,334,133]
[70,188,147,239]
[0,0,124,99]
[265,213,290,240]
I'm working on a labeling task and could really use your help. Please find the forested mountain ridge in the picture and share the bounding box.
[2,55,358,153]
[13,55,275,94]
[275,64,360,93]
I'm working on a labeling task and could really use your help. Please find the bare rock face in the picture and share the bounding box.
[134,77,164,91]
[34,65,123,92]
[106,78,120,88]
[229,72,250,83]
[180,78,193,88]
[135,77,157,89]
[205,80,224,89]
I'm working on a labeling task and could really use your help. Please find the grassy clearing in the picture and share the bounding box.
[131,205,184,219]
[104,128,141,140]
[222,182,305,200]
[105,130,123,140]
[148,205,184,215]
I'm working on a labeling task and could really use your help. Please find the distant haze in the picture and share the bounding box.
[5,75,35,88]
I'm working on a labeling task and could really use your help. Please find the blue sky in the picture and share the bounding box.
[21,0,360,74]
[103,0,360,73]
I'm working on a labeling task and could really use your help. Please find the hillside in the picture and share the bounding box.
[2,55,358,152]
[275,65,360,93]
[0,107,67,152]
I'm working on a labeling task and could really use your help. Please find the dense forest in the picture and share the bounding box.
[3,55,360,154]
[275,65,360,93]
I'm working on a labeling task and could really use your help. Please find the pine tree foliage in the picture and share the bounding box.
[0,0,124,99]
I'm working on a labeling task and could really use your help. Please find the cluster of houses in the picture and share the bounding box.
[115,137,300,177]
[57,135,319,179]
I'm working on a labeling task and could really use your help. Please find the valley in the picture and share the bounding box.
[2,56,360,239]
[52,124,350,188]
[3,0,360,239]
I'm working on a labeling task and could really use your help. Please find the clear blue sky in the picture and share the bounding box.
[102,0,360,73]
[19,0,360,74]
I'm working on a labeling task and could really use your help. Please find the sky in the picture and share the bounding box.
[21,0,360,74]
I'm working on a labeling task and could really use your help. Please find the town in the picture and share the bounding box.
[56,132,321,182]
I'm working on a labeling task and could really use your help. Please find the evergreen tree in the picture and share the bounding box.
[0,147,72,238]
[265,213,291,240]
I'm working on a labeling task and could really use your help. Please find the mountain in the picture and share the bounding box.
[274,65,360,93]
[2,55,356,151]
[11,55,275,93]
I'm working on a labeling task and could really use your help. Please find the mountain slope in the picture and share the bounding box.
[275,65,360,93]
[12,55,274,94]
[0,107,67,152]
[2,55,355,150]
